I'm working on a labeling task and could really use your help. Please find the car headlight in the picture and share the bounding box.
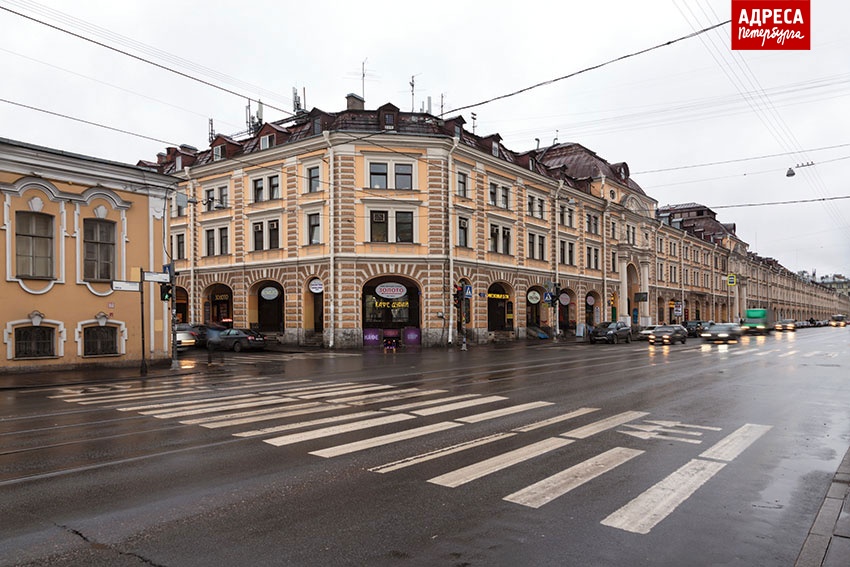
[700,332,710,337]
[718,333,728,337]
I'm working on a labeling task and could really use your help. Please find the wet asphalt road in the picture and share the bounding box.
[1,327,848,566]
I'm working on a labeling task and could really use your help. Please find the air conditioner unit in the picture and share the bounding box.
[373,212,386,222]
[459,218,468,228]
[269,220,278,230]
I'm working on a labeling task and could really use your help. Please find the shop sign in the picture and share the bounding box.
[260,287,280,300]
[527,290,541,304]
[559,293,570,306]
[375,282,407,299]
[373,299,410,309]
[309,278,324,294]
[488,293,510,300]
[586,295,595,306]
[213,293,230,301]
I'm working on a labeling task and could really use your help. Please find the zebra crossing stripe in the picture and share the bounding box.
[560,411,649,439]
[412,396,508,416]
[234,410,386,438]
[297,385,395,399]
[118,393,258,412]
[310,422,463,458]
[601,458,727,534]
[455,401,554,424]
[428,437,574,488]
[512,407,600,433]
[699,423,772,462]
[504,447,644,508]
[147,397,297,419]
[381,394,481,412]
[332,388,446,404]
[67,387,203,404]
[187,403,340,428]
[260,382,357,395]
[263,413,416,447]
[369,433,517,474]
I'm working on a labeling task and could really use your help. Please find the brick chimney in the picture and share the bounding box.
[346,93,365,110]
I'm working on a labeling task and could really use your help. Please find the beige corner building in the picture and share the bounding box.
[1,138,176,372]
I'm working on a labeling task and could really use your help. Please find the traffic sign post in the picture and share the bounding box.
[727,274,737,286]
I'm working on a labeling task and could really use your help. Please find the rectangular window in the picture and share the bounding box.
[253,179,264,203]
[612,251,618,273]
[559,240,566,264]
[16,211,54,278]
[174,233,186,260]
[269,220,279,249]
[205,229,215,256]
[260,134,274,150]
[538,234,545,260]
[670,242,677,257]
[308,167,320,193]
[217,186,228,208]
[501,227,511,255]
[15,326,54,358]
[657,237,664,253]
[567,208,574,228]
[585,214,599,235]
[205,188,215,211]
[658,262,665,281]
[219,227,229,254]
[269,176,280,200]
[396,211,413,242]
[683,269,689,285]
[500,186,510,209]
[457,172,468,198]
[308,213,321,244]
[253,222,264,251]
[489,183,498,206]
[671,265,678,283]
[83,219,115,281]
[83,326,118,356]
[528,233,536,258]
[611,221,617,239]
[586,246,600,270]
[536,198,544,219]
[213,145,225,161]
[370,211,388,242]
[370,163,388,189]
[395,164,413,190]
[489,225,499,252]
[568,242,575,265]
[458,217,469,247]
[527,196,535,216]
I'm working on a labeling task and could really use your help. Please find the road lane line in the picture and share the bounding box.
[601,458,726,534]
[455,401,554,423]
[311,422,463,458]
[560,411,649,439]
[234,410,383,437]
[512,407,601,433]
[381,394,480,412]
[428,437,573,488]
[777,350,798,358]
[504,447,644,508]
[699,423,772,462]
[412,396,508,416]
[369,433,517,474]
[754,350,775,356]
[263,414,416,447]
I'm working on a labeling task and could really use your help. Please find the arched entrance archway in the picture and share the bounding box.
[487,283,512,331]
[526,286,547,329]
[255,281,284,333]
[204,284,233,326]
[175,287,189,324]
[362,277,421,346]
[626,263,640,324]
[558,286,576,334]
[304,278,324,334]
[585,291,601,327]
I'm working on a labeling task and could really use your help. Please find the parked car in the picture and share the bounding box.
[638,325,658,341]
[208,328,266,352]
[648,325,688,345]
[684,320,713,338]
[700,322,743,343]
[775,319,796,332]
[175,323,226,347]
[589,321,632,344]
[175,329,198,350]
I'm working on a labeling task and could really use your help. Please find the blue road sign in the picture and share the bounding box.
[464,285,473,298]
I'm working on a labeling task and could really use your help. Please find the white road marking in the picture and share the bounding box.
[601,458,726,534]
[181,402,327,426]
[777,350,798,358]
[381,394,480,412]
[504,447,644,508]
[67,387,202,404]
[618,430,703,444]
[369,433,517,474]
[412,396,508,417]
[346,390,449,406]
[263,413,416,447]
[560,411,649,439]
[645,420,722,431]
[699,423,772,462]
[331,388,445,404]
[428,437,573,488]
[146,397,296,419]
[261,382,357,395]
[512,407,601,433]
[234,410,383,437]
[297,384,394,399]
[118,393,258,411]
[623,424,703,436]
[455,401,554,423]
[754,350,775,357]
[310,422,463,458]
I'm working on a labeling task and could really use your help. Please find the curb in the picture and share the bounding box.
[795,446,850,566]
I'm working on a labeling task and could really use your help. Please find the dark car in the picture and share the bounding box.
[774,319,796,332]
[648,325,688,345]
[684,320,712,338]
[589,321,632,344]
[209,328,266,352]
[700,323,743,343]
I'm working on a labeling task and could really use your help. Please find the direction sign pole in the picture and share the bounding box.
[139,269,147,376]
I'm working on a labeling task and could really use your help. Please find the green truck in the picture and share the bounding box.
[742,308,773,334]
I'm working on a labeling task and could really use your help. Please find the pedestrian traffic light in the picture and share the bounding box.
[553,284,561,306]
[160,283,173,301]
[453,285,463,309]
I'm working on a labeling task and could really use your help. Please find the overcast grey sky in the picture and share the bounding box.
[2,0,848,278]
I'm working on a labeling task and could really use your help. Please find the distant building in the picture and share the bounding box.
[1,138,176,372]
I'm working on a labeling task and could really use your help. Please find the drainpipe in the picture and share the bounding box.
[184,166,197,324]
[447,136,460,346]
[323,131,335,348]
[553,179,564,340]
[600,173,608,321]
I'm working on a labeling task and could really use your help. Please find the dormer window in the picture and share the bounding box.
[213,145,225,161]
[312,118,322,135]
[260,134,274,150]
[491,142,499,157]
[383,113,395,130]
[454,125,461,138]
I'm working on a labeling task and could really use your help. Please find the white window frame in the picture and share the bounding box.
[202,222,230,256]
[457,170,469,198]
[489,223,512,255]
[213,145,225,161]
[304,161,322,193]
[260,134,274,150]
[528,231,546,260]
[364,157,417,190]
[365,205,418,243]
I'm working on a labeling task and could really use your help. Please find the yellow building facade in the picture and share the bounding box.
[1,138,176,372]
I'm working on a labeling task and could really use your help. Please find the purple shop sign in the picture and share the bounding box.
[403,327,421,345]
[363,328,382,346]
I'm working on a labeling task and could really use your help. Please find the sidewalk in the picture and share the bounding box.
[796,446,850,566]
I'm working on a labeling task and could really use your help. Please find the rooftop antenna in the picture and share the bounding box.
[471,112,477,134]
[362,58,367,99]
[410,75,416,112]
[553,129,559,145]
[208,118,215,143]
[293,87,302,113]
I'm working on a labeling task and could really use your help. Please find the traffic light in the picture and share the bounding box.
[453,285,463,309]
[552,284,561,306]
[160,283,173,301]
